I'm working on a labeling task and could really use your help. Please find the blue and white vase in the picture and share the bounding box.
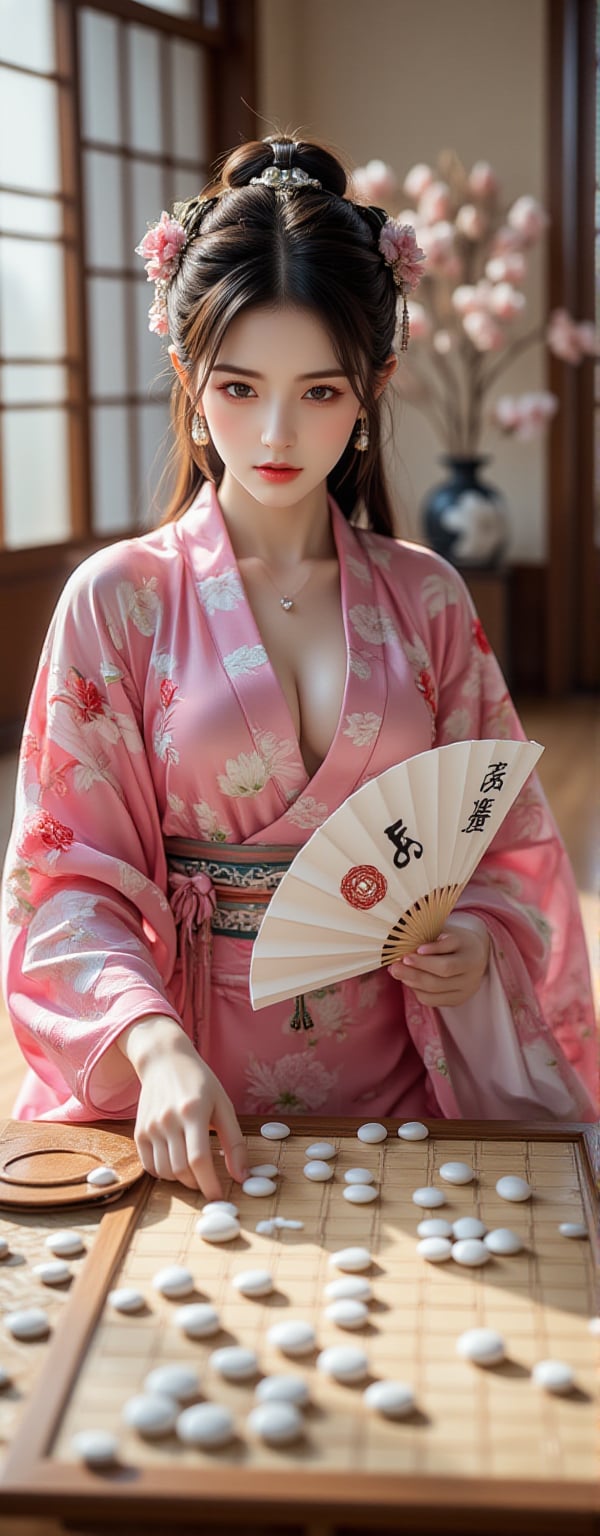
[421,455,510,568]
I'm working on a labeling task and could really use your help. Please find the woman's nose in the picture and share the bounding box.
[261,403,296,450]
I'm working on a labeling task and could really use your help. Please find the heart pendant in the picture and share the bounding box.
[280,596,294,611]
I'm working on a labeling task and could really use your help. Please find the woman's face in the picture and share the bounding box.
[197,305,364,507]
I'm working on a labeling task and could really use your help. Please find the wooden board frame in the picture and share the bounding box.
[0,1117,598,1536]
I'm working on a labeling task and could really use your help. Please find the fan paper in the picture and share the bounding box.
[249,738,543,1009]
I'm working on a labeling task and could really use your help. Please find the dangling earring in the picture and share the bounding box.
[353,414,369,452]
[191,411,210,447]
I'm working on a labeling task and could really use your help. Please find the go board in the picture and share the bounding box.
[0,1117,598,1536]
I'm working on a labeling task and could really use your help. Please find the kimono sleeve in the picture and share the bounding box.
[1,549,182,1118]
[402,560,598,1121]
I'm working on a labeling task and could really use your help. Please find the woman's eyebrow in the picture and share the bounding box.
[211,364,347,380]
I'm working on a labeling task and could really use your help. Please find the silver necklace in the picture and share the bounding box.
[256,559,314,612]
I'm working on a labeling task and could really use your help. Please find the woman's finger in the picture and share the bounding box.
[166,1127,198,1190]
[211,1093,248,1184]
[150,1134,176,1181]
[184,1113,223,1200]
[135,1131,158,1179]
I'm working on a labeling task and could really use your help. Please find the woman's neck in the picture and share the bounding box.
[216,472,336,567]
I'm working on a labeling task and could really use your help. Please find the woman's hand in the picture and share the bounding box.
[117,1016,248,1199]
[389,915,491,1007]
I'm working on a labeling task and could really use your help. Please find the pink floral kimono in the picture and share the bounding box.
[1,479,597,1124]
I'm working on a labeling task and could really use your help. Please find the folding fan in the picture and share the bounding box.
[249,738,543,1010]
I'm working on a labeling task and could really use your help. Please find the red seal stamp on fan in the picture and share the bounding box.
[340,865,388,910]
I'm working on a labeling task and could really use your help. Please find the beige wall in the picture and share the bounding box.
[256,0,548,562]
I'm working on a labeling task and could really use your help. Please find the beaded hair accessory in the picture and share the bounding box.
[134,167,426,347]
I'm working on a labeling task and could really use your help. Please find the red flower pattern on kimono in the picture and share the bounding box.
[472,618,491,654]
[50,668,106,724]
[19,809,74,857]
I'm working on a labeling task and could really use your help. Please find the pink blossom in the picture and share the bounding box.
[455,203,487,241]
[489,224,525,256]
[148,296,169,336]
[378,221,427,292]
[417,221,454,270]
[135,210,187,282]
[244,1051,338,1113]
[490,391,558,439]
[467,161,499,199]
[485,251,527,285]
[403,162,435,202]
[433,329,455,354]
[452,280,493,316]
[488,282,527,321]
[418,179,452,224]
[546,309,599,363]
[507,195,549,246]
[462,309,506,352]
[405,301,432,340]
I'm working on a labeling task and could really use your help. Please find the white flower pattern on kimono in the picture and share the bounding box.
[106,619,124,652]
[118,577,162,637]
[72,753,120,796]
[223,644,269,678]
[359,536,391,570]
[343,712,382,747]
[217,751,272,798]
[244,1052,339,1112]
[421,573,460,618]
[100,661,124,686]
[4,865,36,929]
[423,1042,449,1077]
[349,605,398,646]
[152,717,180,766]
[119,863,147,897]
[193,799,232,842]
[167,792,186,815]
[439,708,471,743]
[346,554,371,584]
[285,795,329,829]
[357,972,383,1009]
[304,987,351,1041]
[348,650,372,680]
[198,569,244,615]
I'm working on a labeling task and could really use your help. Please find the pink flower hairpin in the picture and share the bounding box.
[379,219,428,349]
[135,210,188,336]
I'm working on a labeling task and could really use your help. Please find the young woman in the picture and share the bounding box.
[1,136,596,1200]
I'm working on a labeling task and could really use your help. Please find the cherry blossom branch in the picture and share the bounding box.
[479,324,546,391]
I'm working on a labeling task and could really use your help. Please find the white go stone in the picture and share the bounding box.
[329,1247,372,1273]
[417,1237,452,1264]
[72,1430,119,1466]
[32,1260,71,1286]
[324,1276,373,1303]
[439,1161,475,1185]
[325,1299,369,1330]
[559,1222,588,1239]
[306,1142,336,1161]
[316,1346,368,1383]
[176,1402,235,1448]
[364,1380,415,1417]
[195,1214,240,1243]
[249,1164,279,1178]
[45,1230,85,1257]
[417,1218,453,1239]
[267,1319,316,1356]
[343,1185,378,1205]
[495,1175,532,1202]
[587,1317,600,1336]
[532,1359,575,1395]
[175,1303,221,1339]
[0,1367,11,1389]
[0,1237,9,1259]
[242,1176,277,1197]
[452,1238,490,1268]
[452,1217,487,1241]
[122,1393,177,1438]
[5,1308,50,1341]
[260,1122,291,1140]
[232,1269,274,1298]
[86,1165,119,1188]
[256,1219,277,1236]
[209,1345,259,1381]
[303,1161,334,1183]
[145,1365,200,1402]
[202,1201,239,1219]
[397,1122,429,1141]
[108,1287,145,1314]
[483,1228,524,1256]
[344,1168,375,1185]
[357,1123,387,1144]
[247,1401,304,1445]
[152,1265,195,1298]
[255,1375,310,1407]
[456,1328,506,1366]
[273,1217,304,1230]
[411,1186,446,1209]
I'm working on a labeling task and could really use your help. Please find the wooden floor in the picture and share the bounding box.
[0,697,597,1536]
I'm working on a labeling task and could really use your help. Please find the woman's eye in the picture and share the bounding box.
[220,382,341,401]
[305,385,340,401]
[223,382,255,399]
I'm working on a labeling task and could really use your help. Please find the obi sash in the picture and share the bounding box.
[164,837,313,1043]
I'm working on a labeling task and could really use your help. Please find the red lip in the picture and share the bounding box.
[256,464,299,470]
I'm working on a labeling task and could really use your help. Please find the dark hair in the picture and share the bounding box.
[155,135,402,535]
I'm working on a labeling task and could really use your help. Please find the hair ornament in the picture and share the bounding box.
[378,219,427,350]
[249,165,323,192]
[134,197,217,335]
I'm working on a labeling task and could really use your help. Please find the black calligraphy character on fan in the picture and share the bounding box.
[480,762,508,794]
[384,819,424,871]
[462,798,496,834]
